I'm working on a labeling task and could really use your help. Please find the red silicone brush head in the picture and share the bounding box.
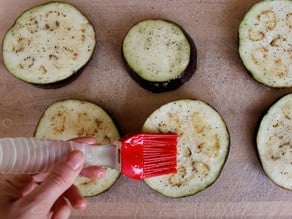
[120,133,178,180]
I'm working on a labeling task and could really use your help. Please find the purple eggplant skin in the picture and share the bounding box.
[121,20,197,93]
[2,52,88,89]
[2,1,96,89]
[255,93,292,190]
[32,65,85,89]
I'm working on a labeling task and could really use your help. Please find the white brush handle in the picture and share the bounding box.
[0,138,119,174]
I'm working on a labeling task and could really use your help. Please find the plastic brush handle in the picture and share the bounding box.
[0,137,88,174]
[0,137,119,174]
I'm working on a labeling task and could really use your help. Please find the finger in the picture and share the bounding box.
[26,150,84,207]
[80,166,106,179]
[0,175,24,201]
[1,174,36,196]
[4,174,33,190]
[69,137,97,145]
[32,172,48,183]
[64,185,87,210]
[51,197,71,219]
[33,163,106,180]
[69,137,106,179]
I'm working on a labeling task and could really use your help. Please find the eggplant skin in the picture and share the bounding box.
[34,99,121,197]
[238,0,292,88]
[2,2,96,86]
[122,19,196,93]
[256,93,292,190]
[142,99,229,198]
[32,64,87,89]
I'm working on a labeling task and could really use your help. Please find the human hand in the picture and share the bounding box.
[0,137,104,219]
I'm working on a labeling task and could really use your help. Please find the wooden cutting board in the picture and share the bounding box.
[0,0,291,218]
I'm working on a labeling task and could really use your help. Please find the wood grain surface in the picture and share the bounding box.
[0,0,291,218]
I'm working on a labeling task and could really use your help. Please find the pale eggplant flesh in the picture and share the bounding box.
[122,19,196,93]
[2,2,96,86]
[257,93,292,190]
[34,99,120,197]
[239,0,292,88]
[142,99,229,198]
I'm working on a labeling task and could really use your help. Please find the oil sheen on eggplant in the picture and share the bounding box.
[122,19,196,93]
[142,99,229,198]
[2,2,96,86]
[257,93,292,190]
[34,99,120,197]
[238,0,292,88]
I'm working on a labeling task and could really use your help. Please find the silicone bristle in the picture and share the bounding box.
[120,133,178,180]
[142,134,177,178]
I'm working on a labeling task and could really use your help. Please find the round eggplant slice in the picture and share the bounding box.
[142,99,229,198]
[34,99,120,197]
[239,0,292,88]
[122,19,196,92]
[257,93,292,190]
[2,2,96,85]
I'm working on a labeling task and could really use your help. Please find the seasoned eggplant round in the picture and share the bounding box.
[122,19,196,92]
[239,0,292,88]
[142,99,229,198]
[257,93,292,190]
[34,99,120,197]
[2,2,96,85]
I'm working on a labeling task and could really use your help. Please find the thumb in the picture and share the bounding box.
[28,150,84,206]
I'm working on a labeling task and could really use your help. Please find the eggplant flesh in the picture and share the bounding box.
[34,99,120,197]
[122,19,196,92]
[142,99,229,198]
[239,0,292,88]
[257,94,292,190]
[2,2,96,85]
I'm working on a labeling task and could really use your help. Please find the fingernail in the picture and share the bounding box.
[66,151,84,171]
[96,169,106,178]
[80,166,106,179]
[79,199,87,210]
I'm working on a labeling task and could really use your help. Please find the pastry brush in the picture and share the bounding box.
[0,133,177,180]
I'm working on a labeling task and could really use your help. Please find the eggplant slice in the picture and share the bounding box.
[142,99,229,198]
[239,0,292,88]
[2,2,96,85]
[34,99,120,197]
[257,93,292,190]
[122,19,196,92]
